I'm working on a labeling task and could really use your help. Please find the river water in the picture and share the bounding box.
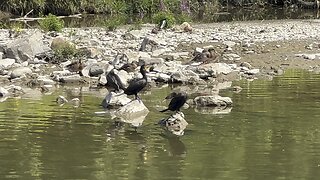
[0,69,320,179]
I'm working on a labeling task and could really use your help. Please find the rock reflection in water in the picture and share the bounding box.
[194,106,232,115]
[162,135,187,157]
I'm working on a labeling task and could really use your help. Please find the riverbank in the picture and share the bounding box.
[1,19,320,100]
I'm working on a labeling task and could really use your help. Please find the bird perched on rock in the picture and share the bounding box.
[123,64,148,100]
[190,48,218,64]
[106,69,125,92]
[160,92,188,112]
[118,61,139,73]
[66,59,84,76]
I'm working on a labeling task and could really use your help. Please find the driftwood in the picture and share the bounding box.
[296,0,320,9]
[9,9,82,22]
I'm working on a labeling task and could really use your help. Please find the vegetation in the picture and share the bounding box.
[39,13,64,32]
[1,0,306,17]
[152,11,176,29]
[51,38,77,62]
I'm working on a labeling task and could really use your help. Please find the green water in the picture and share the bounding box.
[1,69,320,179]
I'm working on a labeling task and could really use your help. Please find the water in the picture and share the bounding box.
[1,69,320,179]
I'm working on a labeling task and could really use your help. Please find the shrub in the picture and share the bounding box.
[103,15,126,31]
[39,14,64,32]
[51,38,77,62]
[152,11,175,29]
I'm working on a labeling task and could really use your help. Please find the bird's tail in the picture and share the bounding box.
[159,109,168,112]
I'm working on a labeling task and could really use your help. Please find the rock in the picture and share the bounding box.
[0,52,3,59]
[113,108,149,127]
[222,53,241,61]
[198,63,233,75]
[139,57,164,65]
[177,22,192,32]
[114,99,149,120]
[5,30,47,62]
[158,112,188,136]
[56,95,68,105]
[89,64,104,77]
[0,58,15,68]
[98,74,108,86]
[0,87,9,97]
[245,69,260,75]
[193,95,233,107]
[102,91,131,108]
[78,47,100,58]
[223,41,237,48]
[240,62,252,69]
[152,48,167,57]
[37,76,55,85]
[59,74,82,83]
[10,67,32,79]
[69,98,80,108]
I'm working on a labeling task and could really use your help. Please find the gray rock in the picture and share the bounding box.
[5,30,47,62]
[194,95,233,107]
[0,58,15,68]
[98,74,108,86]
[114,99,149,120]
[245,69,260,75]
[139,36,158,52]
[10,67,32,79]
[37,76,55,85]
[139,57,164,65]
[102,91,131,108]
[69,98,80,108]
[0,52,3,59]
[89,64,104,77]
[59,74,82,83]
[158,112,188,136]
[222,53,241,61]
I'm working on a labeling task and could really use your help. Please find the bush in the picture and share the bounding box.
[152,11,175,29]
[103,15,127,31]
[39,14,64,32]
[51,38,77,62]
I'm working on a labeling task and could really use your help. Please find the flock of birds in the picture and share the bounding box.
[64,46,219,113]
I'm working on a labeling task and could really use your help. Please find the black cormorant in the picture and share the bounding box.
[123,64,148,100]
[160,92,188,112]
[106,69,125,92]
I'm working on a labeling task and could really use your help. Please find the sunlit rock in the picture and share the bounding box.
[59,74,82,83]
[10,67,32,79]
[101,91,131,108]
[158,112,188,136]
[113,100,149,126]
[0,58,15,68]
[193,95,233,107]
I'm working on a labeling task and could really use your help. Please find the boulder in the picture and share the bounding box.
[102,91,131,108]
[158,112,188,136]
[89,64,104,77]
[59,74,82,83]
[114,100,149,121]
[5,30,47,62]
[56,95,68,105]
[10,67,32,79]
[193,95,233,107]
[0,58,15,68]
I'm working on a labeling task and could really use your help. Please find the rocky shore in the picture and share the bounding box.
[1,19,320,119]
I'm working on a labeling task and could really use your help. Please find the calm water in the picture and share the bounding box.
[1,69,320,179]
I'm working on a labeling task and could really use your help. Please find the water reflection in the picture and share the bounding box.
[1,70,320,179]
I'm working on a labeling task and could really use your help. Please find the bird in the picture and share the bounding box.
[105,69,125,92]
[66,59,84,76]
[160,92,188,112]
[123,64,148,100]
[190,48,217,64]
[118,61,139,73]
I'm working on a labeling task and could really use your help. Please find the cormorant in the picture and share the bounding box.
[106,69,125,92]
[123,64,148,100]
[160,92,188,112]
